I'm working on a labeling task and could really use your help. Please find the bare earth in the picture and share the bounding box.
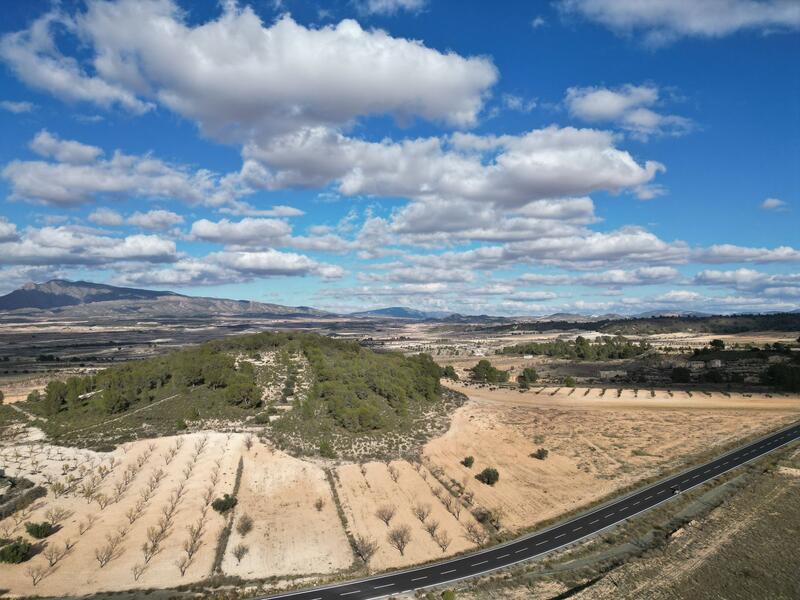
[1,385,798,596]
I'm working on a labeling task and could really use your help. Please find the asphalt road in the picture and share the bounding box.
[264,421,800,600]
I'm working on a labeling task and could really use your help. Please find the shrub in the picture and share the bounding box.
[319,439,337,458]
[211,494,238,514]
[531,448,549,460]
[469,360,509,383]
[563,376,576,387]
[671,367,691,383]
[461,456,474,468]
[236,514,253,537]
[25,521,55,539]
[442,591,456,600]
[475,467,499,486]
[442,365,459,380]
[175,419,188,430]
[0,538,32,563]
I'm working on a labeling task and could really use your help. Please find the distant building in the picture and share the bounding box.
[689,361,706,370]
[707,359,723,368]
[523,354,534,359]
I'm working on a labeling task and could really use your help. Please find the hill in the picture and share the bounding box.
[0,279,327,318]
[350,306,436,319]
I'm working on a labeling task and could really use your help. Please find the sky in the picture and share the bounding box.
[0,0,798,316]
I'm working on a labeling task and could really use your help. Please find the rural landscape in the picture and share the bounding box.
[1,1,798,599]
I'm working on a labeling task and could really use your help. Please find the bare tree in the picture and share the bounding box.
[353,534,379,565]
[50,481,67,498]
[375,504,397,526]
[244,435,254,451]
[314,497,325,512]
[43,545,63,567]
[424,519,439,538]
[387,525,412,556]
[232,543,249,564]
[45,506,70,525]
[412,502,432,523]
[132,563,146,581]
[434,530,452,553]
[464,521,488,545]
[27,565,47,586]
[387,464,400,483]
[94,493,111,510]
[175,555,192,576]
[78,514,97,535]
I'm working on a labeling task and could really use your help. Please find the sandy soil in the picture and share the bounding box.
[221,441,351,578]
[0,432,241,597]
[422,385,800,531]
[334,460,478,571]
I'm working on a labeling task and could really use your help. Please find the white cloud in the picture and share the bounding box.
[693,268,800,291]
[693,244,800,264]
[244,125,664,207]
[558,0,800,45]
[502,94,536,113]
[115,249,344,287]
[128,209,184,231]
[88,207,124,226]
[356,0,427,15]
[531,16,547,29]
[29,129,103,164]
[0,218,20,242]
[3,131,221,207]
[0,100,35,113]
[0,225,176,266]
[190,217,291,246]
[761,197,788,211]
[565,84,692,138]
[2,3,496,140]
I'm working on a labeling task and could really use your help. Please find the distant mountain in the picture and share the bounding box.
[0,280,328,318]
[349,306,433,319]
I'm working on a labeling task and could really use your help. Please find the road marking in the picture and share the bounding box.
[411,576,427,582]
[681,479,689,483]
[555,533,566,539]
[632,501,640,506]
[589,519,599,524]
[644,495,652,500]
[535,540,547,546]
[471,560,488,567]
[441,569,456,575]
[340,591,361,596]
[497,553,510,559]
[515,547,528,553]
[373,583,394,589]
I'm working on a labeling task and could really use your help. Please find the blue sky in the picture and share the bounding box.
[0,0,798,315]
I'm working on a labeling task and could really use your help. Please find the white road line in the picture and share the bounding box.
[535,540,547,546]
[632,501,640,506]
[589,519,599,524]
[515,547,527,553]
[573,526,583,532]
[644,495,652,500]
[555,533,566,539]
[471,560,488,567]
[441,569,456,575]
[372,583,394,589]
[340,591,360,596]
[411,576,427,582]
[497,553,510,559]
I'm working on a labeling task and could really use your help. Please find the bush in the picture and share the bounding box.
[531,448,549,460]
[441,591,456,600]
[475,467,499,486]
[517,367,538,385]
[0,538,32,563]
[563,376,576,387]
[671,367,691,383]
[175,418,188,430]
[319,439,337,458]
[212,494,238,514]
[442,365,459,380]
[461,456,474,468]
[469,360,509,383]
[236,514,253,537]
[25,521,54,539]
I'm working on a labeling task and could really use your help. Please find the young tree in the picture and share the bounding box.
[461,456,474,468]
[353,534,379,565]
[375,504,397,526]
[412,502,432,523]
[232,543,249,564]
[236,514,254,537]
[475,467,499,486]
[387,525,412,556]
[434,530,452,553]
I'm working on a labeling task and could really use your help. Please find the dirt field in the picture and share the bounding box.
[422,385,800,531]
[222,441,352,578]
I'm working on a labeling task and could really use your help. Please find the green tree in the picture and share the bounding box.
[442,365,459,380]
[469,360,509,383]
[709,339,726,350]
[43,380,67,415]
[475,467,499,486]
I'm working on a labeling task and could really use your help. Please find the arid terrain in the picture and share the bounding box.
[2,375,798,597]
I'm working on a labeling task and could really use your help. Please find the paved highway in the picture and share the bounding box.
[263,421,800,600]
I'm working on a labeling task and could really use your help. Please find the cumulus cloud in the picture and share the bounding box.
[0,225,176,266]
[190,217,291,246]
[244,125,664,206]
[0,100,35,113]
[1,2,496,140]
[88,207,124,226]
[3,131,222,207]
[565,84,692,139]
[693,268,800,291]
[114,249,344,287]
[558,0,800,45]
[761,197,788,211]
[128,209,184,231]
[693,244,800,264]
